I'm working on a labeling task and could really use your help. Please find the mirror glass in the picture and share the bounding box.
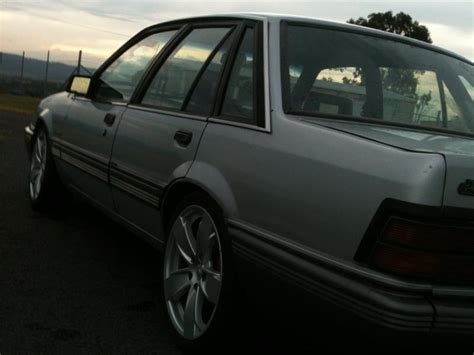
[69,76,91,95]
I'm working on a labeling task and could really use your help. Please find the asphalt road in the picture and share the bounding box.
[0,111,188,354]
[0,111,322,355]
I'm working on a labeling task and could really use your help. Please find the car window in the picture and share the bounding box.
[282,24,474,134]
[303,67,367,116]
[96,30,176,102]
[443,81,468,131]
[141,27,231,111]
[184,32,235,116]
[220,28,256,125]
[459,75,474,101]
[381,68,442,126]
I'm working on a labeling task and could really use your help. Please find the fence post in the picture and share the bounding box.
[77,50,82,74]
[43,50,50,96]
[20,51,25,81]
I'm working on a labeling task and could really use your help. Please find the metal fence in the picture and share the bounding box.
[0,50,100,98]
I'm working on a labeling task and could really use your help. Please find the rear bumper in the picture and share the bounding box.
[229,219,474,348]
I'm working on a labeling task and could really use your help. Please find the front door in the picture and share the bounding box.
[110,24,239,240]
[61,98,125,209]
[60,29,179,210]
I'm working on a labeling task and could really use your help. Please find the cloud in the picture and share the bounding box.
[425,22,474,60]
[1,0,472,65]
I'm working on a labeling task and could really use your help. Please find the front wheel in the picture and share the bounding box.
[162,193,234,350]
[28,126,66,211]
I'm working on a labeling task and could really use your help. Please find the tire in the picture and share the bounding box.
[28,126,67,212]
[162,192,235,352]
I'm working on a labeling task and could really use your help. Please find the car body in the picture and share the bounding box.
[25,14,474,350]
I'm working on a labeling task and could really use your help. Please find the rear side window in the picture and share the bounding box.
[142,27,231,111]
[220,28,257,125]
[282,24,474,134]
[184,32,235,116]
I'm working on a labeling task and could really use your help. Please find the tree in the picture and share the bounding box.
[348,11,432,43]
[347,11,433,118]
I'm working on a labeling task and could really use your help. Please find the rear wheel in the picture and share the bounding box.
[162,193,234,351]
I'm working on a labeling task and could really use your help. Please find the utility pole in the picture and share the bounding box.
[77,50,82,75]
[43,50,50,96]
[20,51,25,81]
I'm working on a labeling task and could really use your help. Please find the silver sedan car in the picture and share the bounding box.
[25,14,474,351]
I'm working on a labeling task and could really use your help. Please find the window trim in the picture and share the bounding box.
[127,104,207,122]
[280,20,474,139]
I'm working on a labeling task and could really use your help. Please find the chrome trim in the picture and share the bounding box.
[208,117,271,133]
[227,218,434,293]
[110,164,167,191]
[262,17,271,132]
[62,152,108,182]
[55,138,109,166]
[73,95,128,107]
[110,176,160,207]
[127,104,207,121]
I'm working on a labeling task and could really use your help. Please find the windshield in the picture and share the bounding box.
[281,23,474,135]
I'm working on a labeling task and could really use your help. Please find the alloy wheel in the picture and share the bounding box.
[164,205,223,340]
[29,130,47,201]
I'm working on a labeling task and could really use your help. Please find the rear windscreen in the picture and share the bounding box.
[282,23,474,135]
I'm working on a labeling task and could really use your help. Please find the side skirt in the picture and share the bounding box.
[69,184,165,251]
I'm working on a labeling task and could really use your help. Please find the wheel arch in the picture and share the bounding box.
[33,106,54,135]
[160,175,237,235]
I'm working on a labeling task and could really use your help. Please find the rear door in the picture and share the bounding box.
[60,29,178,209]
[110,22,240,239]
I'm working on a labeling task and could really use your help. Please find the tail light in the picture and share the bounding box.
[366,217,474,285]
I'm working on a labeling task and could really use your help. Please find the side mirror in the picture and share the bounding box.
[67,75,92,96]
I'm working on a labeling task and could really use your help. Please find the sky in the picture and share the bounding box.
[1,0,473,68]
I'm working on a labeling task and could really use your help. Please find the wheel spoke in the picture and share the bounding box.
[173,217,197,264]
[30,166,40,181]
[201,271,221,304]
[34,144,42,163]
[194,286,206,331]
[29,182,36,199]
[38,136,45,157]
[164,269,192,302]
[196,216,215,262]
[41,137,47,160]
[183,286,198,339]
[35,172,42,194]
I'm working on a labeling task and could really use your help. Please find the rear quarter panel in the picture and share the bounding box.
[188,116,446,260]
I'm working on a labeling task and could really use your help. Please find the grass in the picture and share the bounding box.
[0,94,41,115]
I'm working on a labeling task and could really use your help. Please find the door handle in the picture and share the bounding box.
[104,113,116,126]
[174,130,193,147]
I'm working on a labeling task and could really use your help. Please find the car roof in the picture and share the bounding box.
[154,13,472,65]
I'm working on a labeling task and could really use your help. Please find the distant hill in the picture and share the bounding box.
[0,53,95,83]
